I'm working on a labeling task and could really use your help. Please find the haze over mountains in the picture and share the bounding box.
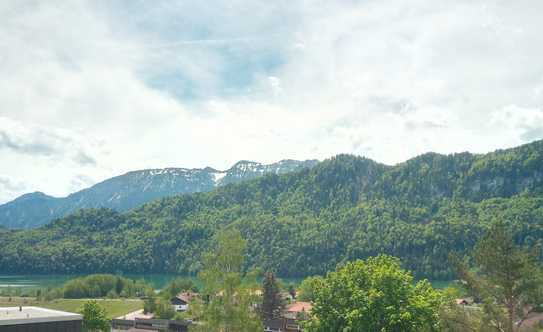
[0,159,318,229]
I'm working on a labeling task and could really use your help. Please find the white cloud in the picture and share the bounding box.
[1,1,543,203]
[0,175,30,203]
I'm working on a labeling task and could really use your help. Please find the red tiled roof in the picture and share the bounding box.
[286,301,312,313]
[176,292,198,303]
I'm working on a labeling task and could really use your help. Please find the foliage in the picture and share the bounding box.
[159,277,198,299]
[62,274,152,299]
[261,271,284,320]
[305,255,444,332]
[452,221,543,332]
[190,229,263,332]
[2,140,543,279]
[297,276,324,302]
[154,298,176,319]
[143,296,157,314]
[287,284,297,299]
[80,300,110,332]
[438,290,481,332]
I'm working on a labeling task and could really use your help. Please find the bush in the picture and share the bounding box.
[62,274,152,299]
[159,278,198,299]
[80,300,109,332]
[155,299,176,319]
[297,276,323,302]
[143,297,157,314]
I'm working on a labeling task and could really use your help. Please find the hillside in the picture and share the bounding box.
[1,140,542,278]
[0,159,318,229]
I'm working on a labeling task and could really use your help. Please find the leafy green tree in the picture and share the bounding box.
[160,277,198,299]
[435,286,481,332]
[155,298,176,319]
[143,296,157,314]
[191,229,262,332]
[115,276,123,295]
[80,300,109,332]
[63,274,151,299]
[287,284,296,300]
[305,255,443,332]
[297,276,324,302]
[261,271,284,320]
[452,221,543,332]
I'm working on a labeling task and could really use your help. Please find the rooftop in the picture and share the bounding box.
[174,291,198,303]
[116,309,154,320]
[286,301,313,313]
[0,306,82,326]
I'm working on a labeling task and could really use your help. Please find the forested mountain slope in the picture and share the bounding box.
[1,140,542,279]
[0,159,317,229]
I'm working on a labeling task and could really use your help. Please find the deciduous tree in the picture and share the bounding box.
[190,229,262,332]
[306,255,443,332]
[80,300,109,332]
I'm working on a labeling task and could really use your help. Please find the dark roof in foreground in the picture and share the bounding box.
[0,306,82,326]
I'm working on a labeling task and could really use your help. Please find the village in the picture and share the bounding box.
[3,223,543,332]
[0,287,313,332]
[111,290,313,332]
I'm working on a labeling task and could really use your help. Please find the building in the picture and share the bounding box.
[115,309,154,321]
[170,292,198,312]
[455,298,474,306]
[0,306,82,332]
[111,318,190,332]
[263,318,283,332]
[285,301,312,319]
[263,317,303,332]
[263,302,313,332]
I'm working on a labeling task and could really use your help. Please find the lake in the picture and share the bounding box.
[0,274,183,292]
[0,274,305,294]
[0,274,452,293]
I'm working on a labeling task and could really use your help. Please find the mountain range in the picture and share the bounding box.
[1,139,542,278]
[0,159,318,229]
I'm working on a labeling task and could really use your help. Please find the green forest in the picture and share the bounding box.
[1,139,543,279]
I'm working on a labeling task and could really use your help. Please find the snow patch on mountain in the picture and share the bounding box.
[0,159,319,229]
[212,172,227,184]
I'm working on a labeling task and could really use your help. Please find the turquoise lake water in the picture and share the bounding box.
[0,274,305,292]
[0,274,183,291]
[0,274,452,292]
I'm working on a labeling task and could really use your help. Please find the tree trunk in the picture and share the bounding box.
[507,302,514,332]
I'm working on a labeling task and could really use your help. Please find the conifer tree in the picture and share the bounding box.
[453,221,543,332]
[261,271,284,321]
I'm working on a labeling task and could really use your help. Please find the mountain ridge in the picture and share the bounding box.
[0,159,319,229]
[1,139,542,278]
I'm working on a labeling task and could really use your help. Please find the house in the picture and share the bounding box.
[280,291,295,302]
[286,301,313,315]
[263,317,303,332]
[171,292,198,312]
[455,298,474,306]
[263,318,283,332]
[111,318,190,332]
[112,308,191,332]
[116,309,154,321]
[263,302,313,332]
[0,306,82,332]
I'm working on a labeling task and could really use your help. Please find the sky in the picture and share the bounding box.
[1,0,543,203]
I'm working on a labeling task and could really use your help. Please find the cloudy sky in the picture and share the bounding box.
[1,0,543,203]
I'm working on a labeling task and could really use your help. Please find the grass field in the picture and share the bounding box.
[0,297,143,319]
